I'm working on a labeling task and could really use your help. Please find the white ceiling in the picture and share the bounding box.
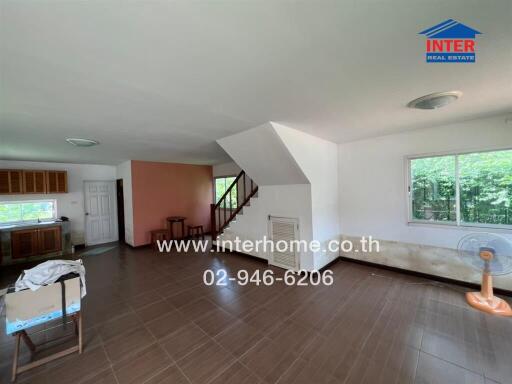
[1,0,511,165]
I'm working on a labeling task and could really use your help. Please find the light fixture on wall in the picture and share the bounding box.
[407,91,462,109]
[65,138,99,147]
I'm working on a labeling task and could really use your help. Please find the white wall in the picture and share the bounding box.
[0,160,116,244]
[274,124,340,269]
[213,161,241,178]
[339,114,512,248]
[218,122,309,186]
[221,184,315,270]
[217,122,340,271]
[338,114,512,286]
[116,161,134,246]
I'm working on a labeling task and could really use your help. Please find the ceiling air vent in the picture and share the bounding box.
[66,138,99,147]
[407,91,462,109]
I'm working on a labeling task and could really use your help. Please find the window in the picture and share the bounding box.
[0,200,57,224]
[408,149,512,228]
[214,177,237,209]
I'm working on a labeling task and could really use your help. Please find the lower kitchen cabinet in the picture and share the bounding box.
[11,226,62,259]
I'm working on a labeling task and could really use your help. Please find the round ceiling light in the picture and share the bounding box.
[66,138,99,147]
[407,91,462,110]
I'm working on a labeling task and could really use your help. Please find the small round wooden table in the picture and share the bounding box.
[166,216,186,239]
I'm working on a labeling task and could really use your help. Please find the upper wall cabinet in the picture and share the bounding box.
[0,170,24,194]
[23,170,47,194]
[0,169,68,195]
[46,171,68,193]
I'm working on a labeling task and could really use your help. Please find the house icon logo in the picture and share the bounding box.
[419,19,482,63]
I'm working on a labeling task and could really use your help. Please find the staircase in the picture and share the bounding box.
[210,170,258,241]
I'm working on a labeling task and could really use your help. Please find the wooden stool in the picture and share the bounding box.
[150,229,169,250]
[166,216,186,240]
[187,225,204,240]
[11,312,82,382]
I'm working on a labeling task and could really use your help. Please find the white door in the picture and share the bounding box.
[268,216,300,270]
[84,181,118,246]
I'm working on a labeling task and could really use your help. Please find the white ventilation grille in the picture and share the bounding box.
[269,217,299,270]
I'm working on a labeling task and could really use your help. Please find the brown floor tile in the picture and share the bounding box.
[177,339,235,384]
[415,352,484,384]
[194,307,236,337]
[300,334,352,375]
[1,244,511,384]
[179,298,218,320]
[81,368,118,384]
[144,365,189,384]
[146,309,189,339]
[267,319,317,356]
[421,329,485,374]
[160,322,209,362]
[113,343,172,384]
[217,296,260,318]
[242,308,284,334]
[104,326,155,363]
[206,286,240,307]
[240,337,297,384]
[166,288,205,308]
[209,361,260,384]
[214,320,263,357]
[97,312,141,342]
[126,290,164,310]
[86,300,133,325]
[135,299,175,323]
[276,358,338,384]
[23,345,110,384]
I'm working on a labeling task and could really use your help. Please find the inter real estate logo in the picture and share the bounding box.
[419,19,481,63]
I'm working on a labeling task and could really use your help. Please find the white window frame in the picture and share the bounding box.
[406,147,512,231]
[0,199,58,225]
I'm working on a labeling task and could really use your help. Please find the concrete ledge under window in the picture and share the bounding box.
[340,234,512,291]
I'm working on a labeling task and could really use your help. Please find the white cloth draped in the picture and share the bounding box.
[15,259,86,298]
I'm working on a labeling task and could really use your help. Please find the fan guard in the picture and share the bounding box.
[457,233,512,317]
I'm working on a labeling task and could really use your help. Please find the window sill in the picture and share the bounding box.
[0,220,59,230]
[407,221,512,233]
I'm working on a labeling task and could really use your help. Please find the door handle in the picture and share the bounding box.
[85,212,89,216]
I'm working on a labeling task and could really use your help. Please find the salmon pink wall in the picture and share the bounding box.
[131,160,213,246]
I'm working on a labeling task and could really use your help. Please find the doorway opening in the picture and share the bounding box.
[116,179,125,243]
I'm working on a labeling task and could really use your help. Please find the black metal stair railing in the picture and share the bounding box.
[210,170,258,240]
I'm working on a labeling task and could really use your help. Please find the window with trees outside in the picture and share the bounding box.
[0,200,57,224]
[214,177,237,209]
[409,149,512,228]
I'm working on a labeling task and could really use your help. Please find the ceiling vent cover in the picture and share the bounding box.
[66,138,99,147]
[407,91,462,109]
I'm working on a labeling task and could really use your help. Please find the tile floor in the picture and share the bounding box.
[0,243,511,383]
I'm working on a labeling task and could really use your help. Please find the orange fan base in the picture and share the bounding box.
[466,272,512,317]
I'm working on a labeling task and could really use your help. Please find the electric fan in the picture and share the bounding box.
[457,233,512,316]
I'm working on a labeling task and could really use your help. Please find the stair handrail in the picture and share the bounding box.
[210,170,258,241]
[213,170,245,210]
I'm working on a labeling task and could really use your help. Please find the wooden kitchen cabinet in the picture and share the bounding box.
[38,226,62,254]
[46,171,68,193]
[23,170,47,194]
[0,170,8,194]
[0,170,23,194]
[0,169,67,194]
[11,226,62,259]
[11,229,39,259]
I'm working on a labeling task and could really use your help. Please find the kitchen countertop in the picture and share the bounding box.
[0,221,67,232]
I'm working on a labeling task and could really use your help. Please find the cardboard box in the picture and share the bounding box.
[5,276,81,335]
